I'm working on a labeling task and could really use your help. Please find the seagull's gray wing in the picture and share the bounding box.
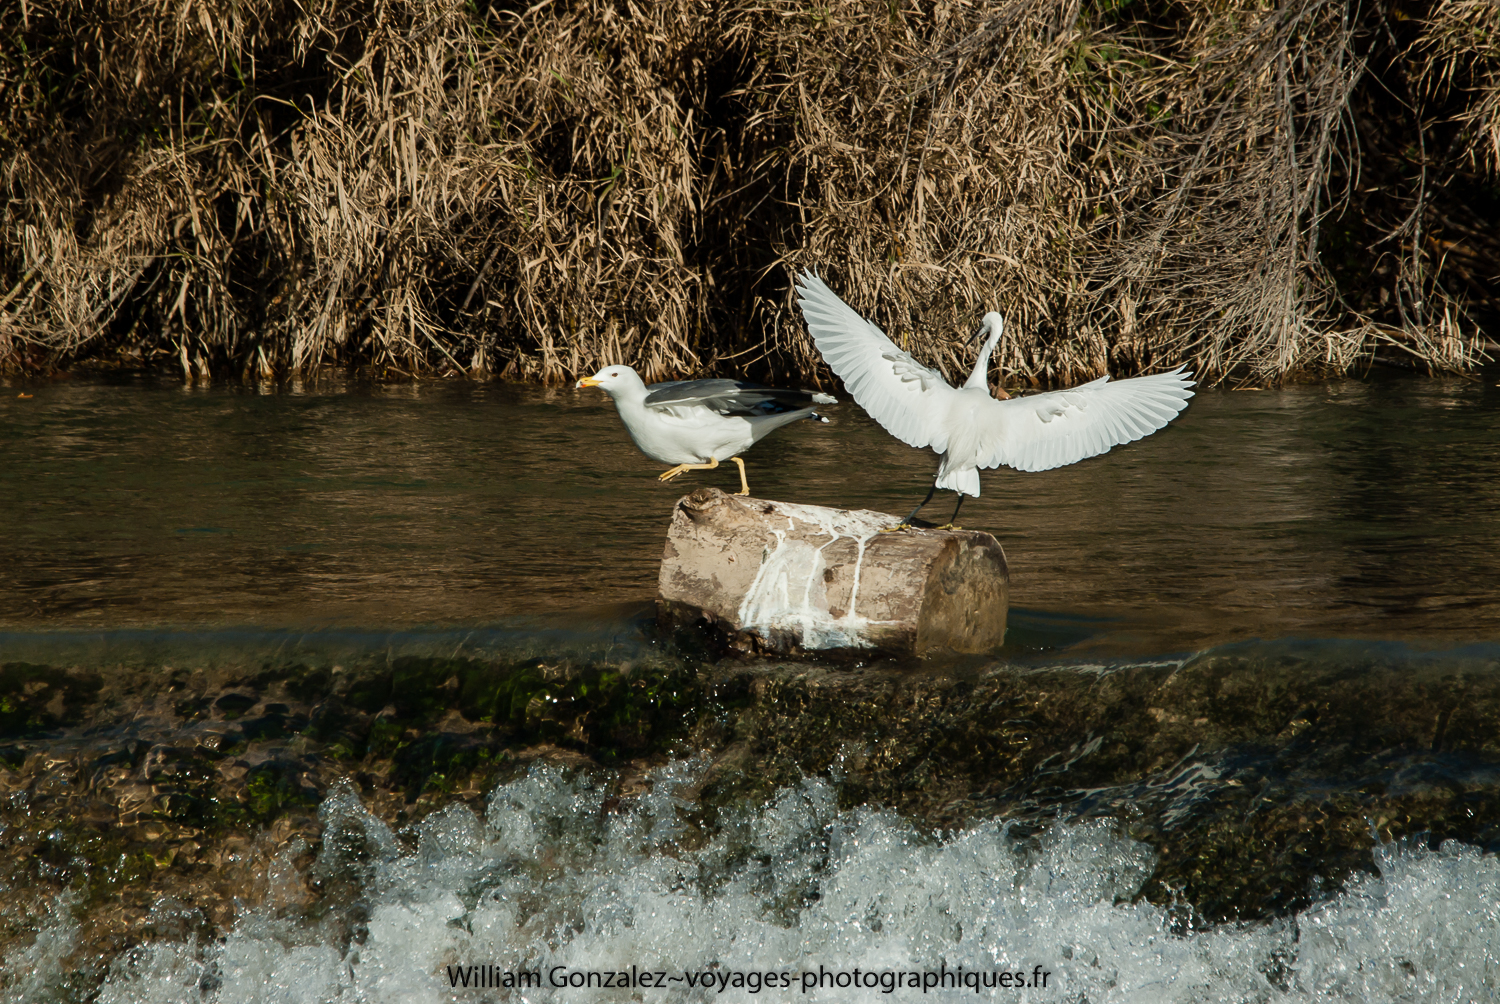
[794,270,958,453]
[976,366,1196,472]
[645,379,835,416]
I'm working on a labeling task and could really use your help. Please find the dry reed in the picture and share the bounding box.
[1,0,1496,387]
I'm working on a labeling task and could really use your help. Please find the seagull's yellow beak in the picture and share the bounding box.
[576,376,601,388]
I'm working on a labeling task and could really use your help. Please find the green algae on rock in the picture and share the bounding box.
[1,635,1498,981]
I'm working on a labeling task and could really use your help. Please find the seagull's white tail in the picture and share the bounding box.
[935,467,981,497]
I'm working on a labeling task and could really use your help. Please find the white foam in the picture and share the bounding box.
[1,892,80,1004]
[69,762,1500,1003]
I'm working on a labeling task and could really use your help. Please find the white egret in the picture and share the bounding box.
[794,270,1195,528]
[576,365,835,495]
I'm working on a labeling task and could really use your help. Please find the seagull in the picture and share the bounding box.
[794,270,1195,528]
[575,364,836,496]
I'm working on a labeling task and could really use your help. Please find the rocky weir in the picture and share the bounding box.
[2,623,1499,988]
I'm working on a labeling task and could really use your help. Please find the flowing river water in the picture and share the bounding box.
[1,371,1498,1002]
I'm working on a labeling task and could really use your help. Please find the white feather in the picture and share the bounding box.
[795,271,957,454]
[976,367,1195,473]
[794,270,1195,501]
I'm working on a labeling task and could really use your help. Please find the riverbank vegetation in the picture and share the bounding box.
[2,0,1497,386]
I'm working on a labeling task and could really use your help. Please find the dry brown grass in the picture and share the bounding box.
[764,0,1498,386]
[1,0,1496,387]
[1420,0,1500,172]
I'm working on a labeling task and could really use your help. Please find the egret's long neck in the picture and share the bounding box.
[963,325,1002,390]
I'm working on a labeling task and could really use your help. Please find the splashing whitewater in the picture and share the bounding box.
[6,760,1483,1004]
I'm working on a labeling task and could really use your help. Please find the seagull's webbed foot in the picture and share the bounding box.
[658,457,720,483]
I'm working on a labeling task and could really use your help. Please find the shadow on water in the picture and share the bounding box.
[997,607,1115,655]
[0,602,664,674]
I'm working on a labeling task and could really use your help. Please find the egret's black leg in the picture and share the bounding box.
[882,480,938,532]
[903,481,938,524]
[935,493,966,530]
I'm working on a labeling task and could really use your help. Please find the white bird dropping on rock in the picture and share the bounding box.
[657,487,1008,655]
[794,270,1196,527]
[576,364,836,495]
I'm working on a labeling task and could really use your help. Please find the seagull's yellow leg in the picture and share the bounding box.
[729,457,750,496]
[658,457,719,482]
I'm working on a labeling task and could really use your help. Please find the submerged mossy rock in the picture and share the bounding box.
[0,661,102,734]
[0,648,703,966]
[680,645,1500,922]
[2,638,1499,966]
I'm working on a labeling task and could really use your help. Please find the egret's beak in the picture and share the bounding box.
[967,324,987,345]
[576,376,601,389]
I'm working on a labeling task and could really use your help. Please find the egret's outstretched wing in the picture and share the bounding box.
[645,379,835,416]
[978,366,1195,472]
[795,270,957,453]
